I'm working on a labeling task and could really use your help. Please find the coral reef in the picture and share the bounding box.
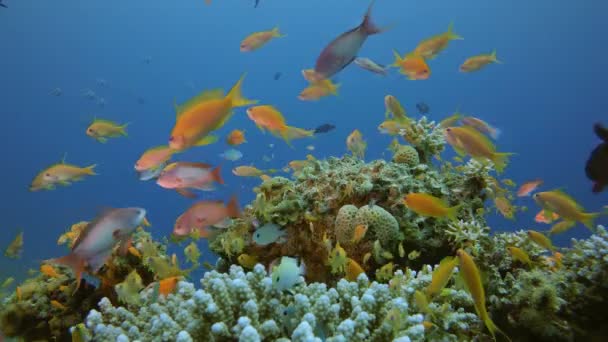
[83,264,479,341]
[0,228,164,340]
[392,145,420,167]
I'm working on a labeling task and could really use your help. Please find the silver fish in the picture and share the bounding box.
[354,57,388,76]
[314,0,383,80]
[137,162,167,181]
[47,207,147,291]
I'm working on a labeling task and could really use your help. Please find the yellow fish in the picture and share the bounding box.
[376,262,394,282]
[237,254,258,269]
[86,118,128,143]
[456,249,509,341]
[533,190,599,229]
[346,130,367,159]
[384,95,410,123]
[460,50,501,73]
[4,231,23,259]
[413,22,463,59]
[328,242,348,274]
[506,246,531,266]
[549,220,576,235]
[30,156,97,191]
[345,258,365,281]
[527,230,555,251]
[403,193,461,221]
[425,256,458,299]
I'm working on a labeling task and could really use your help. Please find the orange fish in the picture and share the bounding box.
[494,196,514,220]
[50,300,67,310]
[168,74,257,151]
[158,276,181,296]
[351,224,368,243]
[517,179,543,197]
[391,51,430,80]
[534,209,559,224]
[403,193,461,221]
[30,156,97,191]
[240,27,286,52]
[40,264,60,278]
[444,126,513,173]
[413,22,463,59]
[226,129,247,146]
[298,79,340,101]
[460,50,501,73]
[246,105,298,144]
[135,146,178,172]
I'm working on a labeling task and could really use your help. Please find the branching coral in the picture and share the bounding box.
[83,264,478,341]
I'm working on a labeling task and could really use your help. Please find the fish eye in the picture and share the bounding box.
[446,128,451,132]
[256,233,260,238]
[169,136,174,142]
[276,276,280,282]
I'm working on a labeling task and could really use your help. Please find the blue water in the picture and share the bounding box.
[1,0,607,282]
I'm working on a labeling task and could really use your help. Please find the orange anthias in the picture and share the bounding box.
[391,50,430,80]
[168,74,257,151]
[403,193,461,221]
[226,129,247,145]
[159,276,181,296]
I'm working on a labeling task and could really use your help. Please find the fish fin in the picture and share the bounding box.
[96,137,107,143]
[211,166,224,185]
[227,73,258,107]
[195,134,219,146]
[593,123,608,142]
[176,89,225,116]
[176,162,213,169]
[361,0,383,35]
[592,181,606,194]
[226,196,240,218]
[490,49,502,64]
[84,164,98,175]
[88,250,113,273]
[119,237,132,256]
[580,212,599,230]
[120,123,130,136]
[272,27,287,38]
[492,152,515,173]
[176,188,197,199]
[390,50,403,67]
[60,152,68,164]
[45,254,85,294]
[446,22,464,40]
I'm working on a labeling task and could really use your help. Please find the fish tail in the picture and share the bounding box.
[84,164,98,175]
[390,49,403,67]
[46,254,86,294]
[361,0,383,35]
[491,49,502,64]
[227,73,258,108]
[226,195,241,218]
[447,204,462,221]
[272,27,287,38]
[492,152,514,173]
[491,127,502,140]
[580,212,599,230]
[280,127,294,147]
[211,166,224,185]
[120,122,130,136]
[484,316,511,342]
[447,21,464,40]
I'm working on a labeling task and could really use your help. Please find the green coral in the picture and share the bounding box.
[252,176,305,226]
[335,204,359,246]
[355,204,401,247]
[392,145,420,167]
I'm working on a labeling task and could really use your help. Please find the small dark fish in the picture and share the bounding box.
[254,0,260,8]
[416,102,430,114]
[274,72,282,80]
[314,0,384,80]
[313,124,336,134]
[586,123,608,193]
[0,1,7,8]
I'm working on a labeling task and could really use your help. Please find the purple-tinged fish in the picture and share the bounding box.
[46,207,148,292]
[313,0,384,80]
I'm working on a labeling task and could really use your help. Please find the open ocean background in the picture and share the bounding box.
[1,0,606,283]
